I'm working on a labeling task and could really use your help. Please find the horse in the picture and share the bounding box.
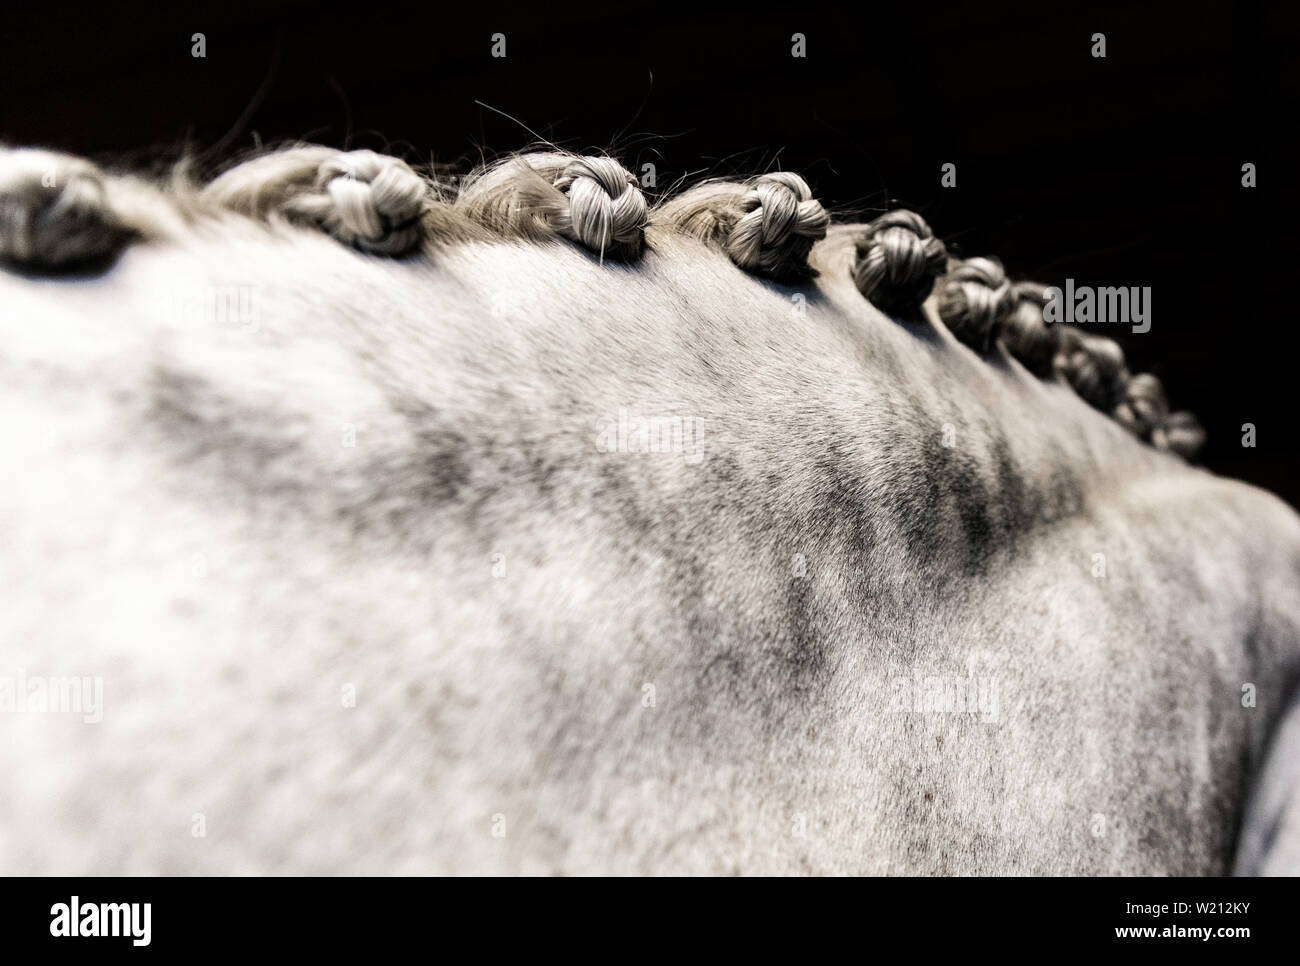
[0,143,1296,874]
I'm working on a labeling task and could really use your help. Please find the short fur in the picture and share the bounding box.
[0,144,1295,874]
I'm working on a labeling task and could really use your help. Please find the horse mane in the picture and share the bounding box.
[7,139,1300,878]
[0,142,1203,458]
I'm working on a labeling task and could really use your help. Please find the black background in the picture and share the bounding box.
[2,1,1294,504]
[0,875,1290,952]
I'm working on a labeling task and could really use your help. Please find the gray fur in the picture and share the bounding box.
[1234,689,1300,875]
[0,145,1291,874]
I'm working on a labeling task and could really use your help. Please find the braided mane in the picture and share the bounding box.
[6,138,1300,880]
[0,142,1202,457]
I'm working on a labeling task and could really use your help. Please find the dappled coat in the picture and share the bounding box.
[0,144,1297,874]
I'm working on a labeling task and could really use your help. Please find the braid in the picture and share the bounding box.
[656,171,829,282]
[457,152,648,261]
[0,141,1208,460]
[936,256,1017,353]
[203,147,430,256]
[851,210,947,315]
[1001,282,1060,377]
